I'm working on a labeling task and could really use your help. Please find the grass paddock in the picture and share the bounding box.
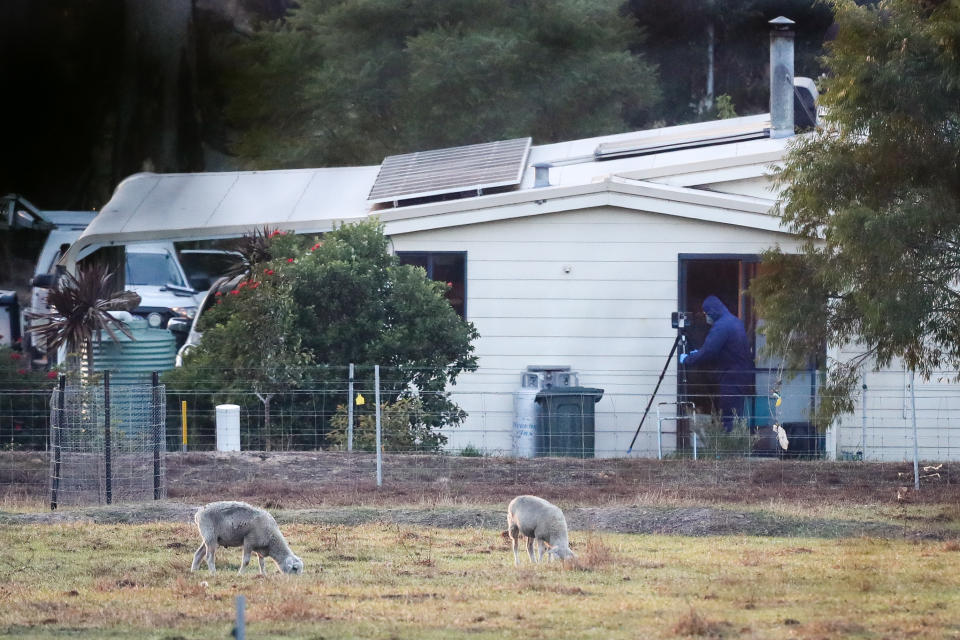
[2,516,959,639]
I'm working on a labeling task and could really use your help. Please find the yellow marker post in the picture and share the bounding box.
[181,401,188,452]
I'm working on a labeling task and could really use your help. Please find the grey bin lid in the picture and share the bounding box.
[535,387,604,402]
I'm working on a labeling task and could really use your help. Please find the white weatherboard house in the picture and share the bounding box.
[66,24,960,463]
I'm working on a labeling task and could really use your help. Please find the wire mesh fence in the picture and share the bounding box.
[2,365,960,506]
[47,375,166,508]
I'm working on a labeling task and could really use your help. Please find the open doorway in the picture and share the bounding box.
[678,254,819,453]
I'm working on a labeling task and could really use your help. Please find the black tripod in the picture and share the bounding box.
[627,313,690,455]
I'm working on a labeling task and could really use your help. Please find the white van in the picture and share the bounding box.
[122,242,202,329]
[27,239,202,358]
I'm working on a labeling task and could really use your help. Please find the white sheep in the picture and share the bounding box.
[507,495,576,566]
[190,501,305,575]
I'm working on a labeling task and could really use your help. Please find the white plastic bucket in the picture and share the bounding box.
[215,404,241,452]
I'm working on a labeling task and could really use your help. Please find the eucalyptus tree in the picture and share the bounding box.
[752,0,960,425]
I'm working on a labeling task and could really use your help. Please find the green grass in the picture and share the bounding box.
[2,520,959,639]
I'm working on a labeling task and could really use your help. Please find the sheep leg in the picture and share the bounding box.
[257,554,266,575]
[238,544,252,575]
[509,523,521,567]
[536,539,547,563]
[204,540,218,574]
[526,536,536,563]
[191,544,206,572]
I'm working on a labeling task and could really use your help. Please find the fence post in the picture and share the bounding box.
[910,369,919,491]
[375,364,381,487]
[861,373,867,461]
[104,370,112,505]
[51,374,65,511]
[181,400,188,453]
[234,594,246,640]
[152,371,161,500]
[347,363,354,452]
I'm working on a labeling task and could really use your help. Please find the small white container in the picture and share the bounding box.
[215,404,241,452]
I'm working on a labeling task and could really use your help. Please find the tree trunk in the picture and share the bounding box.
[256,392,275,451]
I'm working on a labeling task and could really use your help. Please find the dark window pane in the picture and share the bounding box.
[397,251,466,318]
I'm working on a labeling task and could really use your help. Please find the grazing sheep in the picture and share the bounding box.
[190,501,304,575]
[507,495,576,566]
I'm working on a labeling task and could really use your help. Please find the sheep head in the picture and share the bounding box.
[282,555,304,575]
[546,546,576,562]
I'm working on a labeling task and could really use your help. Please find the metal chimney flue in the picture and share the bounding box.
[533,162,552,188]
[769,16,796,139]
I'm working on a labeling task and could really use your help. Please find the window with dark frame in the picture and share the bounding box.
[396,251,467,318]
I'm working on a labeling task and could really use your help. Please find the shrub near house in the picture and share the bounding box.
[163,219,478,451]
[0,346,58,449]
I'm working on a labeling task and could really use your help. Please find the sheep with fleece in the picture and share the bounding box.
[507,495,576,566]
[190,501,305,575]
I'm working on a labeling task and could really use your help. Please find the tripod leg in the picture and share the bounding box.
[627,334,682,454]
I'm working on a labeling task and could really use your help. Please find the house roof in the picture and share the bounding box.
[66,113,792,265]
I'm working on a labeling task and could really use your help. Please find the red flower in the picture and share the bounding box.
[287,258,294,263]
[230,289,239,295]
[250,282,260,289]
[17,368,27,375]
[217,299,222,305]
[10,352,21,360]
[215,292,222,297]
[47,371,58,379]
[238,281,247,289]
[265,269,275,276]
[446,282,453,288]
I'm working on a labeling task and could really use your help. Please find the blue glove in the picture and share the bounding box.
[679,353,688,364]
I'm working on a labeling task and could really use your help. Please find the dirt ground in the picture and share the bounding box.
[2,451,958,538]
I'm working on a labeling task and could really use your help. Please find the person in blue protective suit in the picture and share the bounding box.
[679,295,754,432]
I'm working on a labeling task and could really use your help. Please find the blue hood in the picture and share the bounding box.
[702,295,729,322]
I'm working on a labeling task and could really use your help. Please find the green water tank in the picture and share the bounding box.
[90,314,176,384]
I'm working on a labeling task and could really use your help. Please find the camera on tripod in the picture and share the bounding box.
[671,311,692,331]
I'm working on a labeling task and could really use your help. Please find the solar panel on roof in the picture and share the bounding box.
[368,137,532,204]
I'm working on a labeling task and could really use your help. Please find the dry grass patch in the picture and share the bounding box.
[671,605,731,637]
[570,531,615,571]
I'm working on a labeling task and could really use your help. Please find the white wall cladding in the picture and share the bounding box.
[390,206,804,458]
[831,349,960,462]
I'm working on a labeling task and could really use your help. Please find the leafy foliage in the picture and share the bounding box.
[223,0,660,167]
[752,0,960,427]
[0,347,60,450]
[26,263,141,374]
[328,396,442,452]
[164,219,478,450]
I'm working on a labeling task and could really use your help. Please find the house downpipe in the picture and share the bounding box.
[769,16,795,139]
